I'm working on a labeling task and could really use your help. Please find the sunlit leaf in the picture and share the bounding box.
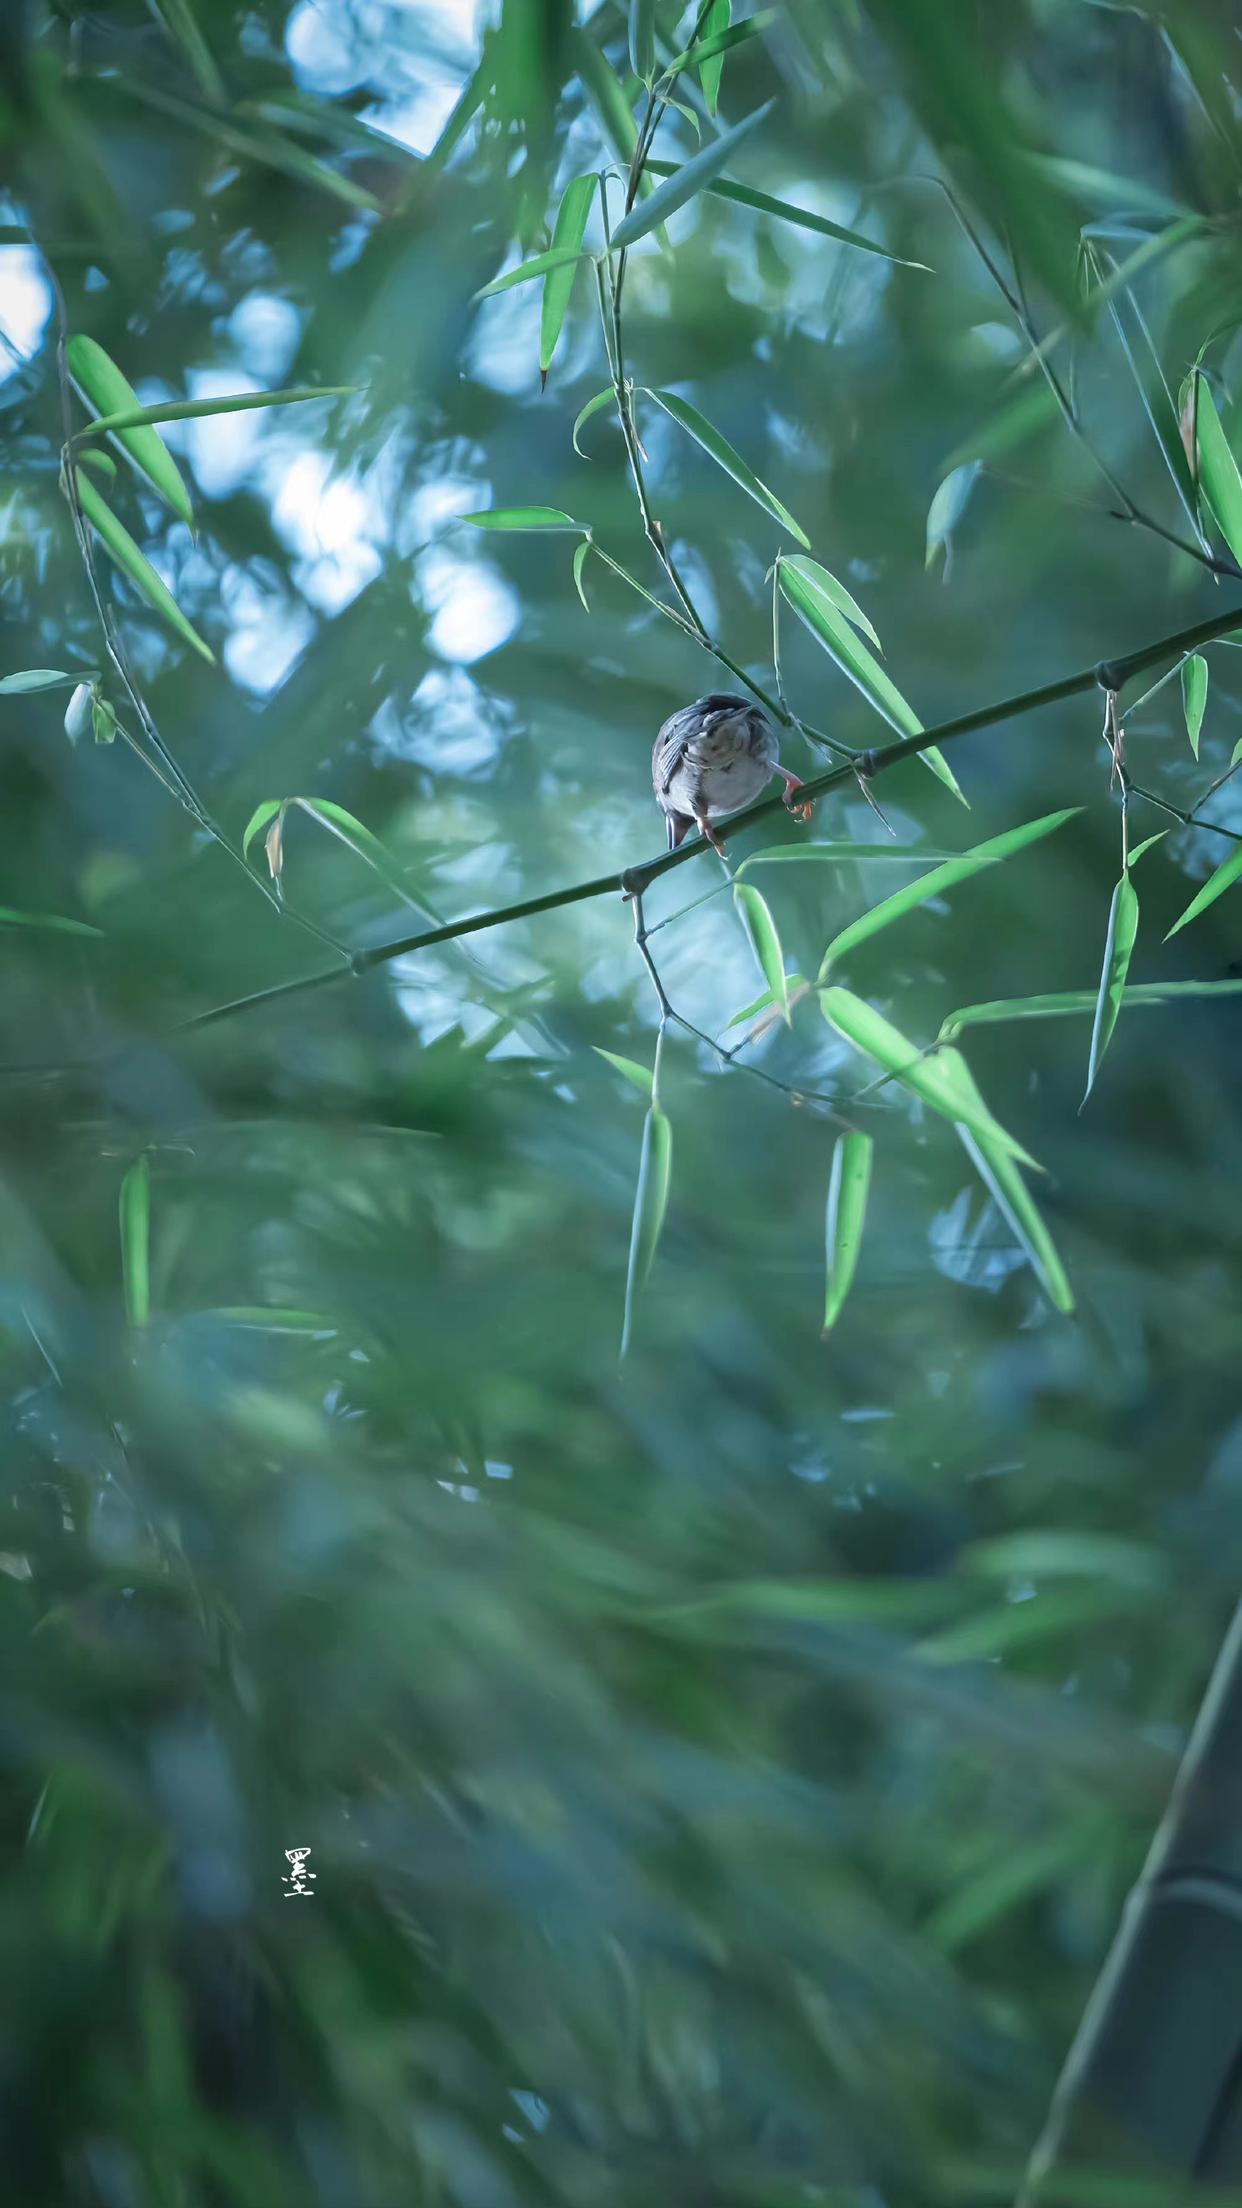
[1182,653,1208,757]
[0,904,103,937]
[76,385,356,436]
[818,810,1079,980]
[643,159,931,269]
[572,538,593,612]
[594,1047,654,1094]
[733,882,789,1021]
[0,670,78,694]
[940,978,1242,1041]
[823,1129,873,1332]
[777,554,880,649]
[73,470,214,663]
[628,0,655,81]
[1164,843,1242,941]
[945,1055,1074,1314]
[609,100,774,251]
[1192,374,1242,570]
[620,1106,673,1356]
[476,245,589,301]
[1083,872,1140,1103]
[646,388,809,546]
[540,176,596,377]
[778,559,965,800]
[119,1155,151,1329]
[820,986,1039,1168]
[572,387,614,457]
[925,462,980,572]
[461,507,586,532]
[67,334,194,527]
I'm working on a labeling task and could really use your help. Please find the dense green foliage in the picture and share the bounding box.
[4,1,1242,2201]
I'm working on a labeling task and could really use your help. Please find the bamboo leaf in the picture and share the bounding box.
[0,905,103,937]
[1083,873,1140,1103]
[1193,373,1242,569]
[725,973,810,1026]
[594,1047,654,1095]
[76,385,356,436]
[823,1129,874,1332]
[574,29,641,167]
[1182,653,1208,757]
[643,160,932,269]
[64,683,94,743]
[476,244,590,301]
[925,462,980,572]
[73,471,214,663]
[738,842,966,869]
[620,1106,673,1356]
[148,0,225,104]
[940,979,1242,1041]
[820,987,1039,1169]
[0,670,79,693]
[778,554,880,648]
[1013,150,1190,222]
[1020,215,1205,375]
[572,538,593,613]
[105,77,383,213]
[818,810,1079,980]
[609,99,774,251]
[1164,843,1242,940]
[946,1054,1074,1314]
[628,0,655,80]
[67,335,193,528]
[733,882,789,1021]
[778,558,965,800]
[696,0,731,113]
[572,387,614,456]
[242,800,283,863]
[292,798,409,898]
[195,1307,338,1334]
[119,1156,151,1329]
[941,380,1061,475]
[461,507,585,532]
[646,387,809,546]
[540,176,596,376]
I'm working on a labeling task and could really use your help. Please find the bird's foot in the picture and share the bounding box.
[695,817,729,857]
[780,771,813,823]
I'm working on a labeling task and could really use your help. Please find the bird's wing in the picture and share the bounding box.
[652,709,695,797]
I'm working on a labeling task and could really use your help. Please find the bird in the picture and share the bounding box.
[651,694,811,854]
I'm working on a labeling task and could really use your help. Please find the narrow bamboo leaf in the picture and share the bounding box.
[540,176,596,375]
[1096,274,1205,547]
[696,0,730,113]
[237,91,422,164]
[948,1055,1074,1314]
[0,905,103,938]
[197,1307,338,1334]
[818,809,1079,980]
[1233,737,1242,769]
[609,99,774,251]
[1165,843,1242,940]
[820,987,1039,1167]
[0,670,77,693]
[73,471,214,663]
[733,882,789,1021]
[64,684,94,743]
[628,0,655,80]
[424,56,490,176]
[462,507,585,532]
[148,0,225,104]
[1021,216,1205,373]
[572,539,593,612]
[1127,830,1166,868]
[293,798,408,897]
[725,973,810,1026]
[572,387,614,456]
[925,462,980,572]
[1083,873,1140,1102]
[242,800,282,863]
[67,335,193,527]
[620,1106,673,1356]
[574,29,641,166]
[119,1156,151,1329]
[476,244,589,301]
[594,1047,653,1094]
[1013,151,1191,222]
[92,695,117,745]
[1193,375,1242,569]
[107,78,383,213]
[643,161,932,269]
[823,1129,874,1331]
[1181,654,1208,757]
[940,380,1062,475]
[77,385,356,436]
[647,387,809,546]
[941,979,1242,1041]
[778,554,880,648]
[778,560,965,801]
[927,1825,1101,1953]
[738,842,966,869]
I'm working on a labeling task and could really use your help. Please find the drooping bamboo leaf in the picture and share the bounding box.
[0,670,78,694]
[628,0,655,80]
[572,387,614,456]
[242,800,283,863]
[925,462,980,572]
[818,809,1079,980]
[73,471,214,663]
[778,560,965,801]
[609,99,774,251]
[733,882,789,1022]
[946,1054,1074,1315]
[119,1155,151,1330]
[620,1106,673,1356]
[572,538,593,612]
[1182,654,1208,757]
[476,245,590,301]
[823,1129,873,1332]
[462,507,586,532]
[1165,843,1242,940]
[642,160,931,269]
[940,979,1242,1042]
[777,554,880,648]
[1083,872,1140,1103]
[0,905,103,937]
[76,385,357,436]
[646,387,809,546]
[64,683,94,743]
[820,987,1038,1167]
[67,335,194,527]
[594,1047,654,1094]
[540,176,597,376]
[1192,374,1242,570]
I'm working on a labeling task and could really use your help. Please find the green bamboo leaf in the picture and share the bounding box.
[195,1307,338,1334]
[572,387,614,457]
[0,904,103,937]
[643,161,932,269]
[574,29,641,166]
[733,882,789,1021]
[76,385,356,437]
[628,0,655,80]
[242,800,283,863]
[818,809,1078,980]
[237,91,422,164]
[725,973,810,1026]
[73,471,214,663]
[148,0,225,103]
[620,1106,673,1356]
[0,670,78,693]
[292,798,410,900]
[940,380,1062,475]
[119,1155,151,1330]
[476,244,589,301]
[1013,151,1190,222]
[738,842,966,869]
[1165,843,1242,940]
[1094,272,1205,549]
[925,462,980,572]
[940,979,1242,1041]
[823,1129,874,1332]
[1083,872,1140,1103]
[1193,374,1242,569]
[461,506,586,532]
[1021,215,1205,374]
[67,335,194,528]
[1181,653,1208,756]
[820,986,1039,1169]
[927,1824,1102,1953]
[594,1047,654,1094]
[778,558,965,801]
[540,176,597,376]
[778,554,880,648]
[945,1053,1074,1314]
[77,449,117,480]
[572,538,593,613]
[91,694,117,745]
[646,387,808,546]
[424,55,490,177]
[696,0,730,113]
[64,684,94,744]
[106,78,383,213]
[1126,831,1166,868]
[609,99,774,251]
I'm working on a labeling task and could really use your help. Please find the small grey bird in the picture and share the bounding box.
[652,693,811,853]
